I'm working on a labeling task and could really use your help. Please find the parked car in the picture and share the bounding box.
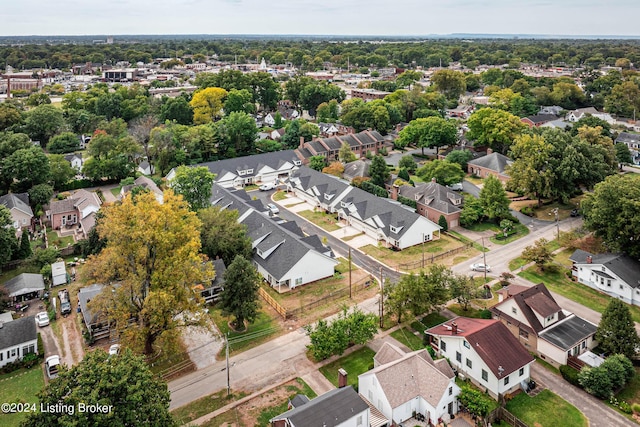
[447,182,464,191]
[45,355,60,379]
[108,344,121,356]
[35,312,50,327]
[259,182,276,191]
[267,203,279,215]
[59,289,71,316]
[470,263,491,272]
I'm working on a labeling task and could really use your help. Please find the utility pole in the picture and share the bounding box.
[225,333,230,396]
[482,236,487,282]
[349,247,352,299]
[550,208,559,239]
[379,267,384,328]
[422,233,425,269]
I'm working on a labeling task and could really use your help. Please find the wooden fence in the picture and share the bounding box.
[486,406,529,427]
[258,287,288,319]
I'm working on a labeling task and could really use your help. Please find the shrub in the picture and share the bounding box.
[361,181,388,198]
[398,195,417,209]
[479,309,492,319]
[37,333,44,357]
[619,400,633,414]
[632,403,640,414]
[22,352,40,368]
[438,215,448,232]
[520,206,534,217]
[560,365,581,387]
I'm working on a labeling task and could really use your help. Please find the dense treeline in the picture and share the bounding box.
[3,38,640,70]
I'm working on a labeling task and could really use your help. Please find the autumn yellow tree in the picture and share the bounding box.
[190,87,228,124]
[82,190,213,356]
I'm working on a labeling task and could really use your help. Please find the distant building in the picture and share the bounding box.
[467,151,513,182]
[350,88,391,101]
[103,69,138,82]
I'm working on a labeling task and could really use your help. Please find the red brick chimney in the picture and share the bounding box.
[390,184,399,201]
[299,136,305,149]
[338,368,348,388]
[451,321,458,335]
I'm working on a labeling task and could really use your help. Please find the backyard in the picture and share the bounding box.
[297,210,341,232]
[209,308,282,358]
[0,366,45,427]
[319,347,376,389]
[506,389,587,427]
[46,229,75,248]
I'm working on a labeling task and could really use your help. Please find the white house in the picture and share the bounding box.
[426,317,535,399]
[358,343,459,426]
[570,249,640,306]
[287,166,441,249]
[270,386,369,427]
[64,153,83,172]
[566,107,614,124]
[490,283,598,367]
[0,316,38,368]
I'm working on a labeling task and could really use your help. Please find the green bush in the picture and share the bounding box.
[560,365,581,387]
[398,195,417,209]
[22,352,40,368]
[37,332,44,357]
[619,400,633,414]
[479,309,492,319]
[520,206,534,217]
[361,181,388,198]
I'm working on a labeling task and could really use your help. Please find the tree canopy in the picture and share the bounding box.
[219,254,261,331]
[595,298,640,359]
[198,206,252,266]
[170,165,215,211]
[416,160,464,186]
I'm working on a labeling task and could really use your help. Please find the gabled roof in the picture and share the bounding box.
[0,315,37,350]
[0,193,33,217]
[491,283,565,334]
[374,342,406,366]
[78,284,105,327]
[343,159,370,180]
[616,132,640,144]
[271,386,368,427]
[2,273,45,297]
[570,249,640,289]
[427,317,534,378]
[467,152,513,174]
[50,198,77,215]
[539,316,598,351]
[363,347,454,409]
[397,181,462,215]
[523,114,557,124]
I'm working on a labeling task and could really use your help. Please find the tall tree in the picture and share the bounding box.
[338,142,357,163]
[581,174,640,258]
[48,154,75,190]
[0,206,15,267]
[430,69,467,100]
[198,206,252,266]
[248,72,280,111]
[82,191,212,355]
[309,155,327,171]
[446,149,473,171]
[190,87,228,124]
[507,134,554,206]
[216,111,257,158]
[596,299,640,360]
[398,155,418,174]
[416,160,464,186]
[466,108,525,154]
[220,254,261,331]
[521,238,553,271]
[159,95,193,125]
[1,146,50,193]
[478,175,510,222]
[129,114,159,173]
[22,349,175,427]
[369,154,390,187]
[394,117,457,154]
[24,104,64,144]
[170,165,215,211]
[224,88,256,115]
[614,142,633,169]
[46,132,80,154]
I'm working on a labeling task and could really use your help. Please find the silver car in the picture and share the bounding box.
[470,263,491,272]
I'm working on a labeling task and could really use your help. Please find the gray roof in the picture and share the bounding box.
[2,273,45,297]
[343,159,370,180]
[0,193,33,217]
[524,114,557,124]
[78,284,105,327]
[271,386,368,427]
[468,152,513,174]
[398,181,462,215]
[49,198,77,215]
[570,249,640,289]
[0,315,37,350]
[616,132,640,144]
[539,315,598,351]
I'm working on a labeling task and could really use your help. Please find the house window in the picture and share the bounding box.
[582,341,586,349]
[512,307,517,315]
[482,370,488,381]
[466,358,472,369]
[10,349,16,357]
[449,387,453,396]
[463,341,470,349]
[295,277,303,286]
[456,352,461,362]
[519,329,528,340]
[441,340,446,352]
[357,415,363,426]
[0,352,2,361]
[519,367,524,376]
[504,376,510,386]
[294,160,301,166]
[247,169,253,174]
[546,314,554,322]
[620,284,624,290]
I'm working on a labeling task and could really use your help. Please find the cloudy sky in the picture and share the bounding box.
[3,0,640,37]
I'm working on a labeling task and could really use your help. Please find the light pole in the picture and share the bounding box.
[482,236,487,282]
[550,208,559,239]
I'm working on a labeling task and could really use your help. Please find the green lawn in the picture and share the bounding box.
[447,303,486,318]
[0,367,45,427]
[334,257,358,274]
[506,389,587,427]
[519,268,640,324]
[110,186,122,197]
[390,328,425,351]
[319,347,376,388]
[272,190,288,201]
[297,210,341,232]
[209,309,281,357]
[255,378,316,426]
[171,389,245,426]
[411,312,448,332]
[360,234,468,267]
[46,230,75,248]
[489,223,530,245]
[615,367,640,406]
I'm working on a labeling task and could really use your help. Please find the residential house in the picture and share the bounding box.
[318,122,340,137]
[342,159,370,182]
[467,151,513,183]
[48,189,102,239]
[287,167,441,249]
[270,386,369,427]
[358,342,460,426]
[120,176,164,204]
[264,101,299,125]
[521,114,558,128]
[210,184,339,291]
[539,106,563,116]
[2,273,45,303]
[0,193,33,236]
[490,284,598,367]
[0,316,38,368]
[270,128,286,140]
[615,132,640,165]
[64,153,83,172]
[540,119,570,130]
[137,160,153,175]
[426,317,535,399]
[570,249,640,306]
[294,130,388,165]
[78,134,91,149]
[390,179,462,229]
[566,107,614,124]
[446,105,474,119]
[196,258,227,304]
[167,150,302,189]
[51,261,69,287]
[78,284,110,341]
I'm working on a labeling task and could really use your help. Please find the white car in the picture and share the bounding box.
[447,182,464,191]
[108,344,121,356]
[35,312,50,327]
[45,355,60,379]
[259,182,276,191]
[267,203,279,215]
[470,263,491,272]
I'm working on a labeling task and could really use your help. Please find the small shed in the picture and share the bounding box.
[2,273,45,303]
[51,261,68,287]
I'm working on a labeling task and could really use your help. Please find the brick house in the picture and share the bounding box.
[467,150,513,183]
[47,189,101,238]
[390,179,462,229]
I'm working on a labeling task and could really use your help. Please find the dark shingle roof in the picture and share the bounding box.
[2,273,45,297]
[524,114,557,124]
[0,193,33,217]
[491,283,565,334]
[539,316,598,351]
[0,316,37,350]
[570,249,640,289]
[398,181,462,215]
[78,284,105,327]
[616,132,640,144]
[343,160,370,180]
[271,387,368,427]
[468,152,513,174]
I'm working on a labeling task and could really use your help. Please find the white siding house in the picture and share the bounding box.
[0,316,38,368]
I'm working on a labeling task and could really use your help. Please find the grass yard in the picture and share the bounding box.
[297,210,340,232]
[390,328,425,351]
[465,175,484,185]
[535,356,560,375]
[553,248,576,269]
[489,223,530,245]
[360,234,471,268]
[615,367,640,406]
[334,257,358,275]
[272,190,288,201]
[447,303,486,318]
[209,309,281,358]
[319,347,376,388]
[171,389,245,426]
[411,312,448,332]
[109,186,122,197]
[0,263,41,284]
[0,366,45,427]
[506,389,587,427]
[447,230,488,252]
[46,230,75,248]
[519,268,640,324]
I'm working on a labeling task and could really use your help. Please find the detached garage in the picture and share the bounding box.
[51,261,68,287]
[2,273,45,303]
